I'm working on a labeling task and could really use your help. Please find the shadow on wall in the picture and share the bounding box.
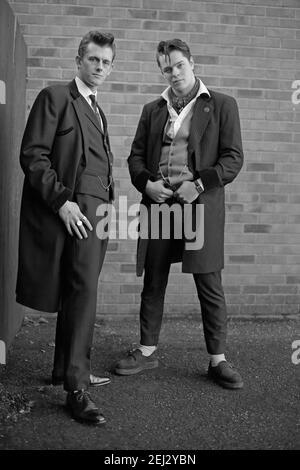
[0,0,26,364]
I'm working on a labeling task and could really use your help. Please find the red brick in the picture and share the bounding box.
[46,16,78,26]
[142,0,174,10]
[62,6,94,16]
[237,89,263,98]
[26,57,44,67]
[28,4,63,15]
[125,30,158,41]
[111,0,141,6]
[45,37,78,48]
[46,0,77,4]
[143,20,173,31]
[282,39,300,49]
[235,47,264,58]
[30,47,60,57]
[17,14,45,24]
[128,8,157,19]
[112,18,142,29]
[158,10,188,21]
[10,3,29,13]
[236,5,266,16]
[21,25,65,35]
[280,18,300,29]
[205,3,235,14]
[244,225,272,234]
[187,12,221,23]
[29,68,62,79]
[266,7,295,18]
[77,17,111,27]
[220,15,250,25]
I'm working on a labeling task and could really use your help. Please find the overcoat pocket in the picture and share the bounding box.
[56,126,74,136]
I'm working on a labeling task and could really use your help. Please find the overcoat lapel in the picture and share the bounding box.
[188,94,213,169]
[69,80,89,167]
[149,100,168,173]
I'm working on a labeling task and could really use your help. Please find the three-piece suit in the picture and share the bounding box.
[16,79,113,391]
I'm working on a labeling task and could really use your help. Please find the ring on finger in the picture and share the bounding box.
[76,220,83,227]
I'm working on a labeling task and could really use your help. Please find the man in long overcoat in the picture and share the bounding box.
[16,31,115,424]
[115,39,244,389]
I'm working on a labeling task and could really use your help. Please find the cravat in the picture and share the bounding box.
[169,77,200,114]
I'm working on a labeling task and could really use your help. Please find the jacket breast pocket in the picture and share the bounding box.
[56,126,74,136]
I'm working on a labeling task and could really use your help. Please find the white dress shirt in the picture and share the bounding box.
[75,76,103,131]
[161,78,210,138]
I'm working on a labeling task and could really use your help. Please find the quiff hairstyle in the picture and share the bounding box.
[156,38,192,68]
[78,31,116,61]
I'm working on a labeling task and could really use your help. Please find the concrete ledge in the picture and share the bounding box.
[23,312,300,322]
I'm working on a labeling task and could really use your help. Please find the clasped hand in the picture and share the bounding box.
[145,180,199,204]
[145,180,173,203]
[58,200,93,239]
[173,181,199,204]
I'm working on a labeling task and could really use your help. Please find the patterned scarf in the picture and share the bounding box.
[169,77,200,114]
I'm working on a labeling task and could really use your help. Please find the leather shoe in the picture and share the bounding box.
[114,349,158,375]
[207,361,243,389]
[66,390,106,425]
[52,373,111,387]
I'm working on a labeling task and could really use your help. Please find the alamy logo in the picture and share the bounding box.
[0,80,6,105]
[291,340,300,365]
[0,340,6,364]
[95,196,204,250]
[291,80,300,105]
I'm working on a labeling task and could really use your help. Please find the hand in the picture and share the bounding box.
[145,180,173,203]
[174,181,199,204]
[58,201,93,239]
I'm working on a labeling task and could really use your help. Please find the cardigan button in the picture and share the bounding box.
[204,106,210,112]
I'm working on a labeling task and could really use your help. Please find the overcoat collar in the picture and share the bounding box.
[188,91,213,158]
[68,79,110,167]
[68,80,89,167]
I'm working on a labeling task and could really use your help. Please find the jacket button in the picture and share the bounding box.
[204,106,210,113]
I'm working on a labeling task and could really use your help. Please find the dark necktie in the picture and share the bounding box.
[89,94,103,130]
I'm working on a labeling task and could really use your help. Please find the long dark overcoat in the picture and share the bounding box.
[128,90,244,276]
[16,80,113,312]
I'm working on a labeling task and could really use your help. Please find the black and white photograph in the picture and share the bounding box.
[0,0,299,455]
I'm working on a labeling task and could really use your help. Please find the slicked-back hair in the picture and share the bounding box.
[156,39,192,68]
[78,31,116,61]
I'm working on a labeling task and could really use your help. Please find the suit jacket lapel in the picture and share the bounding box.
[149,99,168,174]
[188,94,213,160]
[81,98,104,134]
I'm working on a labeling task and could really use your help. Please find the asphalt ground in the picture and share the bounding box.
[0,315,299,451]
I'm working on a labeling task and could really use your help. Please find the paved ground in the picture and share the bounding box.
[0,315,299,450]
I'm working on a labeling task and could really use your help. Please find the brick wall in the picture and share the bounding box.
[8,0,300,317]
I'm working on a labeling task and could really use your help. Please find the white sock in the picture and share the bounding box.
[138,344,157,357]
[210,353,226,367]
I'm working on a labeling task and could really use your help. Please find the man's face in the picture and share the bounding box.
[158,50,195,96]
[76,42,113,91]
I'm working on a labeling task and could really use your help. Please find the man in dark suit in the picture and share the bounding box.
[16,31,116,424]
[115,39,244,390]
